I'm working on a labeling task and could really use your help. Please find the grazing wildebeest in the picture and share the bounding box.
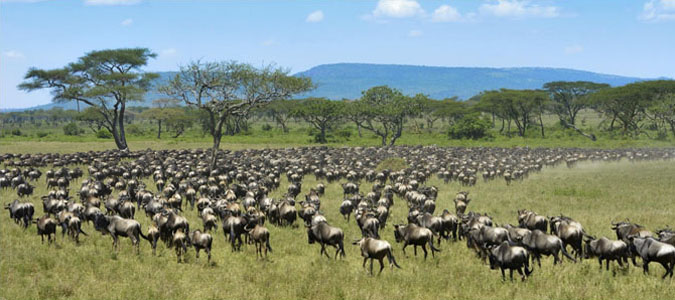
[520,230,576,267]
[202,212,218,232]
[5,199,34,228]
[517,210,548,232]
[17,183,35,198]
[94,214,148,253]
[223,214,247,251]
[35,215,58,244]
[583,236,630,270]
[67,216,86,243]
[629,236,675,279]
[307,221,345,259]
[188,230,213,262]
[339,199,354,222]
[245,224,271,259]
[353,237,401,275]
[487,241,533,281]
[393,223,441,259]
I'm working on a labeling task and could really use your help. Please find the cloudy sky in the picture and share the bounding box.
[1,0,674,108]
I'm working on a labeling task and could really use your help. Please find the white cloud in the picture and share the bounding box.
[84,0,140,6]
[372,0,424,18]
[432,5,463,22]
[262,39,276,47]
[640,0,675,22]
[564,45,583,55]
[160,48,176,56]
[480,0,559,18]
[121,18,133,26]
[408,30,423,37]
[306,10,324,23]
[2,50,25,58]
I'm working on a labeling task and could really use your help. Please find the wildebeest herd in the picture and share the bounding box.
[2,146,675,280]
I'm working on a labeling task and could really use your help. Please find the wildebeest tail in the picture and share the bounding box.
[387,249,402,269]
[80,228,88,236]
[229,223,236,247]
[560,240,577,262]
[266,238,273,252]
[428,239,441,252]
[524,252,533,276]
[139,229,150,242]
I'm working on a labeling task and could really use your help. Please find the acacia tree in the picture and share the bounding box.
[543,81,609,126]
[264,99,298,133]
[160,61,313,168]
[358,86,418,146]
[292,98,344,143]
[19,48,157,151]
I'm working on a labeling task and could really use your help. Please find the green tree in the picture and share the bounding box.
[358,86,419,146]
[160,61,313,168]
[543,81,609,126]
[292,98,344,143]
[264,99,298,133]
[77,107,107,133]
[141,98,179,139]
[19,48,157,151]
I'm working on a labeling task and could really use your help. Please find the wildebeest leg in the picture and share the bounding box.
[413,245,418,256]
[606,259,610,271]
[196,247,201,259]
[207,247,212,262]
[422,244,428,260]
[363,257,368,269]
[553,253,559,265]
[659,262,670,279]
[617,258,624,268]
[501,268,506,281]
[378,258,384,274]
[41,233,44,244]
[370,258,374,275]
[598,257,603,269]
[643,260,650,274]
[509,269,514,281]
[517,268,525,281]
[402,243,407,256]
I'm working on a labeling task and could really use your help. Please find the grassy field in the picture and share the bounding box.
[2,155,675,299]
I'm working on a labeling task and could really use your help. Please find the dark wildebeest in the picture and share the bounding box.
[393,223,441,259]
[656,228,675,247]
[550,215,585,260]
[307,221,345,259]
[441,209,459,241]
[517,210,548,232]
[629,236,675,279]
[583,236,630,270]
[487,241,533,281]
[5,199,34,228]
[94,215,148,253]
[277,200,297,226]
[35,215,58,244]
[416,213,446,244]
[356,210,380,238]
[67,216,87,243]
[202,212,218,232]
[17,183,35,198]
[144,225,161,255]
[188,230,213,262]
[342,182,358,197]
[173,229,188,263]
[339,199,354,222]
[245,224,272,259]
[520,230,576,267]
[611,220,653,242]
[353,237,401,275]
[223,214,247,251]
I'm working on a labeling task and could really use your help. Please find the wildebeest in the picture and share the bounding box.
[307,221,345,259]
[277,200,297,226]
[440,209,459,241]
[35,215,58,244]
[550,215,585,260]
[223,214,247,251]
[17,183,34,197]
[520,230,576,267]
[5,199,34,228]
[393,223,441,259]
[144,225,161,255]
[173,229,188,263]
[612,220,653,242]
[353,237,401,275]
[245,224,271,259]
[339,199,354,221]
[454,191,470,216]
[656,228,675,246]
[188,230,213,262]
[583,236,630,270]
[487,241,533,281]
[629,237,675,279]
[94,214,148,253]
[356,210,380,238]
[67,216,86,243]
[517,210,548,232]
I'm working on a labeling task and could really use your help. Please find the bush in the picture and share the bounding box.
[11,128,22,136]
[448,116,492,140]
[96,129,113,139]
[261,123,273,131]
[125,124,145,136]
[335,129,352,139]
[63,122,81,136]
[36,131,49,138]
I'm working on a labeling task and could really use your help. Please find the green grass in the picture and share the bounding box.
[2,157,675,299]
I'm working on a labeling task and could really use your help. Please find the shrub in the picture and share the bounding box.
[96,129,113,139]
[261,123,273,131]
[125,124,145,136]
[335,129,352,139]
[36,131,49,138]
[11,129,22,136]
[448,116,492,140]
[63,122,81,136]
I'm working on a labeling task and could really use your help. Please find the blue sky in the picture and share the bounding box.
[1,0,674,108]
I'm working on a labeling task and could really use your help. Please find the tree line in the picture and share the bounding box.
[13,48,675,165]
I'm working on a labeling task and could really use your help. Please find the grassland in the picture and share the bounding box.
[1,153,675,299]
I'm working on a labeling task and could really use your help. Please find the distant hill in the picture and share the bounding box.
[13,63,649,111]
[295,63,646,100]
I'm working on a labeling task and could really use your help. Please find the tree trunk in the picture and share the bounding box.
[380,134,387,146]
[210,115,225,170]
[539,113,545,138]
[319,126,326,143]
[117,103,129,151]
[157,120,162,139]
[357,123,362,138]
